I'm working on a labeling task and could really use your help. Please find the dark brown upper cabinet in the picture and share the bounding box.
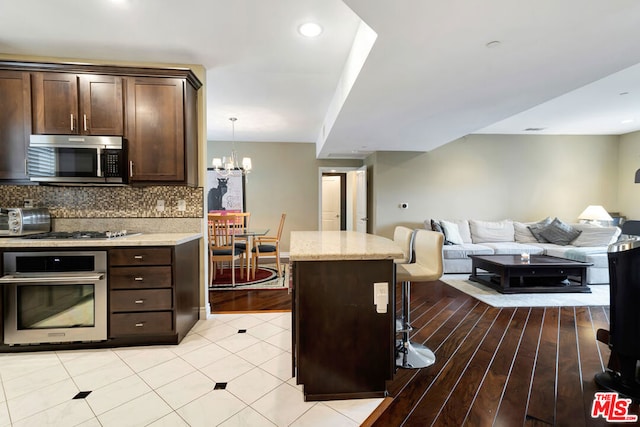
[125,76,198,186]
[32,72,123,136]
[0,70,32,182]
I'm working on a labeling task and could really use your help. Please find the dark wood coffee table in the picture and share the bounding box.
[468,254,592,294]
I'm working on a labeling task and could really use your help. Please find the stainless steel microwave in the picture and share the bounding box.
[27,135,127,185]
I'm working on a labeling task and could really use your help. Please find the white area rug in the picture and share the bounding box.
[441,274,609,308]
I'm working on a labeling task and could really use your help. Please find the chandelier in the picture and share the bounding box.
[212,117,252,176]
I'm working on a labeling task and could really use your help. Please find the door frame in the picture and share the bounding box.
[321,172,347,230]
[318,166,363,231]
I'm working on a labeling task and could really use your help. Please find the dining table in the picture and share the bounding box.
[231,228,270,286]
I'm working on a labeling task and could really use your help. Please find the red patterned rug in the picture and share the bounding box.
[209,265,288,290]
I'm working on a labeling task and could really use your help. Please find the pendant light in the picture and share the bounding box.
[212,117,252,176]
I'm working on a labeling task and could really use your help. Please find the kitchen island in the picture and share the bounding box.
[290,231,403,401]
[0,233,202,352]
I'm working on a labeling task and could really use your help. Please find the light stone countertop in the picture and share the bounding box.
[0,233,202,248]
[290,231,403,261]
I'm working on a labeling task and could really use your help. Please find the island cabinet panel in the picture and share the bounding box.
[125,76,197,186]
[32,72,123,136]
[293,259,396,401]
[0,70,31,182]
[108,241,199,343]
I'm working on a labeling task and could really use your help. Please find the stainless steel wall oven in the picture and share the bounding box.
[0,251,107,345]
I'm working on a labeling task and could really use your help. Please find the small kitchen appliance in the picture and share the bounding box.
[0,207,51,237]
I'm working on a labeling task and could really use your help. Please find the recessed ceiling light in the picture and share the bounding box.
[298,22,323,38]
[622,119,634,124]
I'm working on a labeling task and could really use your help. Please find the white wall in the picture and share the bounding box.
[369,134,620,239]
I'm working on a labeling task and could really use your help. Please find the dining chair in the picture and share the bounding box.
[251,213,286,279]
[208,213,247,285]
[396,228,444,369]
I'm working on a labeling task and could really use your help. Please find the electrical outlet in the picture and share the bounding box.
[156,200,165,212]
[177,199,186,211]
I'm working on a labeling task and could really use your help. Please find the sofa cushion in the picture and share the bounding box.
[469,219,514,243]
[513,222,539,243]
[571,224,621,247]
[545,247,608,268]
[442,243,493,259]
[539,218,582,245]
[440,220,465,245]
[480,242,545,255]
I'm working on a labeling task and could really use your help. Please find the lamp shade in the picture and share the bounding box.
[578,205,613,221]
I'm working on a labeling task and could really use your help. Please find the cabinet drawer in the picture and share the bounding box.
[111,289,172,311]
[110,248,172,266]
[110,312,173,336]
[110,266,172,289]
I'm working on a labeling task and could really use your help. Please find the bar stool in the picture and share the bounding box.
[393,226,416,335]
[396,229,444,369]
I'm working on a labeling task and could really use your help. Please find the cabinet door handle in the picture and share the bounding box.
[134,255,143,260]
[129,161,134,178]
[134,299,144,304]
[83,114,88,132]
[70,114,75,131]
[135,322,145,327]
[134,277,144,281]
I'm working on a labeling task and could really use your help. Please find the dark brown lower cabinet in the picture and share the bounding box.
[293,259,396,401]
[109,240,200,344]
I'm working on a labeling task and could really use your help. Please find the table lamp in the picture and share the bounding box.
[578,205,613,226]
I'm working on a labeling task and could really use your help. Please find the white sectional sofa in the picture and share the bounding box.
[427,218,621,284]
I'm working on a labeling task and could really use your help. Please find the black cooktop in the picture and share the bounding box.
[23,231,138,240]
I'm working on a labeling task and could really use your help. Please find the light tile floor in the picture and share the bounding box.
[0,312,383,426]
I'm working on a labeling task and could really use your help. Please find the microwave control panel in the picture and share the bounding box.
[103,150,123,177]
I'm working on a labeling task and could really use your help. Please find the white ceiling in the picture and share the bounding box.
[2,0,640,159]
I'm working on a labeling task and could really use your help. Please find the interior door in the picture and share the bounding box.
[355,166,368,233]
[322,175,341,231]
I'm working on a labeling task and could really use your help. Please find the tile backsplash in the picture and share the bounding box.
[0,185,203,218]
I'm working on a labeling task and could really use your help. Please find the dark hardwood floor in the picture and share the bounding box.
[210,281,634,427]
[209,288,291,312]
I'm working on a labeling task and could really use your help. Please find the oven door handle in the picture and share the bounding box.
[0,274,104,284]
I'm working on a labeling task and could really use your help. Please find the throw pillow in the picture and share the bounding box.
[430,219,453,245]
[539,217,582,245]
[527,217,553,243]
[439,220,464,245]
